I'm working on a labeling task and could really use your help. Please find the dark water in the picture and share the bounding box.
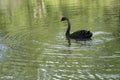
[0,0,120,80]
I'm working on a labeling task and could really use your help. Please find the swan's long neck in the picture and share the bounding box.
[66,19,71,39]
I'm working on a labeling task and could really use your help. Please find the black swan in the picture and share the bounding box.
[61,17,93,40]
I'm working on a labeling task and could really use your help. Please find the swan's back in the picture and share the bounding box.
[70,30,92,39]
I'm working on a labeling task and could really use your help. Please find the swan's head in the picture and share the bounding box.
[61,17,69,21]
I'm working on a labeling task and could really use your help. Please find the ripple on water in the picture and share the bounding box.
[99,55,120,59]
[93,31,112,36]
[92,31,118,45]
[0,44,7,62]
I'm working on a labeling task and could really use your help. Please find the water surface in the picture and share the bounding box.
[0,0,120,80]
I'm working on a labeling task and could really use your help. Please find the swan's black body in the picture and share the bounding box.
[61,17,92,40]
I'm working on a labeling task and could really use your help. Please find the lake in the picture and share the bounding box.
[0,0,120,80]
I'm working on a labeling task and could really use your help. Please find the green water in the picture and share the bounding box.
[0,0,120,80]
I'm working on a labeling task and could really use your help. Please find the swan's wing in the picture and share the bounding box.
[70,30,92,39]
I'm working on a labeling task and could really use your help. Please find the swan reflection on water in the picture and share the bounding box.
[67,38,92,46]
